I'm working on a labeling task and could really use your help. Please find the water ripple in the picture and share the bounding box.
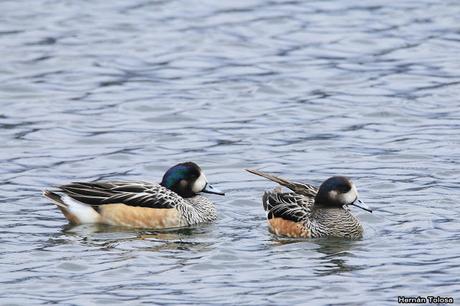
[1,0,460,305]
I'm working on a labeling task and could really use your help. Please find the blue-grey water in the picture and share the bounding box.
[1,0,460,305]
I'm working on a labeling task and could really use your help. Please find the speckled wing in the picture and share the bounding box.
[57,181,184,210]
[262,191,314,222]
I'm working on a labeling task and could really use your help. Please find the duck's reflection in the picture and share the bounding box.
[51,223,216,252]
[312,238,363,276]
[272,236,364,276]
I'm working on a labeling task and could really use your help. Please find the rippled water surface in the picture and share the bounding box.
[1,0,460,305]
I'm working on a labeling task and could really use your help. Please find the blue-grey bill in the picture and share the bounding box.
[202,183,225,196]
[350,199,372,213]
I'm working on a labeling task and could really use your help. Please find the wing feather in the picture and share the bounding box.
[262,191,314,223]
[246,169,318,196]
[56,181,181,210]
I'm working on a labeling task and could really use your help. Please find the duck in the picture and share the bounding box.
[246,169,371,239]
[43,162,225,229]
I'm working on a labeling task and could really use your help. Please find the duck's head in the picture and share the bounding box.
[160,162,225,198]
[314,176,372,213]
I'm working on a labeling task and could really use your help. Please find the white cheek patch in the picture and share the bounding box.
[339,184,358,204]
[192,173,207,193]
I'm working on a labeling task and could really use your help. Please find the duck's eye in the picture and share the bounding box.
[185,175,197,182]
[337,183,352,193]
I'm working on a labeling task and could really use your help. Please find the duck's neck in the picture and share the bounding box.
[180,195,217,225]
[309,207,363,239]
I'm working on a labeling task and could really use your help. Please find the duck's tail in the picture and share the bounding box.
[245,169,318,196]
[43,190,100,225]
[245,169,296,189]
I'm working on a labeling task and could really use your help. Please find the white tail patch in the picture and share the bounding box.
[62,195,100,224]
